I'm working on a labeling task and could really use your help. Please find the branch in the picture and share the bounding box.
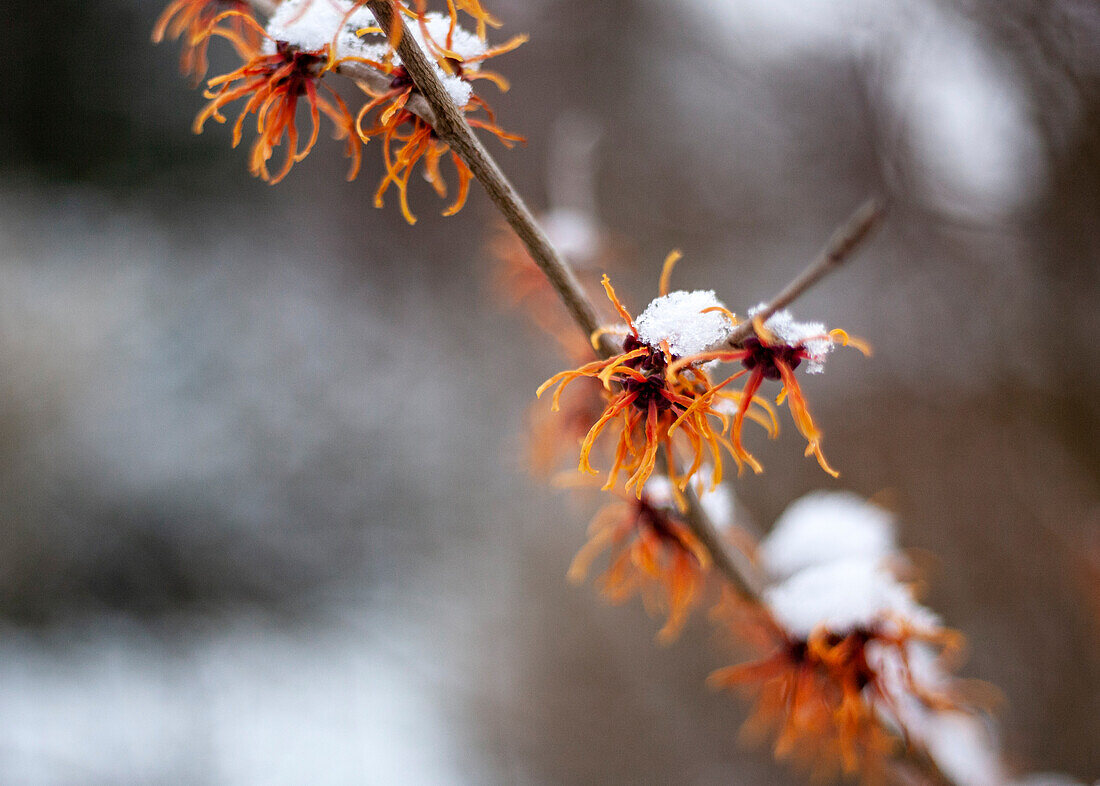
[234,0,760,600]
[726,199,885,346]
[668,452,766,598]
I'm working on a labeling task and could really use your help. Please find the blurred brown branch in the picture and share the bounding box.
[726,199,885,346]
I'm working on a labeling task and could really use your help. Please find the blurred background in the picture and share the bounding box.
[0,0,1097,782]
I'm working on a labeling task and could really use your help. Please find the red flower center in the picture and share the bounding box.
[621,335,676,412]
[740,336,803,381]
[272,42,327,95]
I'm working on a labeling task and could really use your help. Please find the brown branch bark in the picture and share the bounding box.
[727,199,885,345]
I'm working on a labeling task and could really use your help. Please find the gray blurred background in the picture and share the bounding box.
[0,0,1097,782]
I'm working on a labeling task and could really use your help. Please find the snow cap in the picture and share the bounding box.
[760,491,896,581]
[914,711,1006,786]
[266,3,481,107]
[265,0,376,55]
[764,560,938,639]
[636,290,735,358]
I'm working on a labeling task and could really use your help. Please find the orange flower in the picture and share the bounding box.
[569,482,711,643]
[153,0,260,83]
[353,13,526,223]
[537,256,777,495]
[193,12,363,184]
[454,0,500,39]
[680,311,870,477]
[709,567,970,780]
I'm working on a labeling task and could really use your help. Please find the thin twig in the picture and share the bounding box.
[727,199,885,346]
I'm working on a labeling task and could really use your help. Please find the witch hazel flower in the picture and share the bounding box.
[373,0,500,48]
[709,491,995,780]
[537,253,777,496]
[568,475,715,643]
[447,0,500,40]
[682,305,870,477]
[352,11,526,223]
[188,1,381,184]
[740,306,869,476]
[711,561,966,778]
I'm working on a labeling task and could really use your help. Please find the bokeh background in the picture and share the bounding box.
[0,0,1098,782]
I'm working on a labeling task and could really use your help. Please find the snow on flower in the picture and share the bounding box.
[537,254,776,495]
[162,0,522,195]
[636,290,736,358]
[763,560,939,640]
[710,562,965,778]
[345,10,489,106]
[709,497,995,781]
[760,491,896,581]
[191,8,363,184]
[748,305,834,373]
[352,10,527,223]
[869,642,1005,786]
[261,0,483,108]
[263,0,377,56]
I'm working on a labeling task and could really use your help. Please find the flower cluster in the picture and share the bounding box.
[154,5,1010,781]
[191,7,363,184]
[709,492,996,781]
[537,254,779,497]
[155,0,522,216]
[537,252,866,499]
